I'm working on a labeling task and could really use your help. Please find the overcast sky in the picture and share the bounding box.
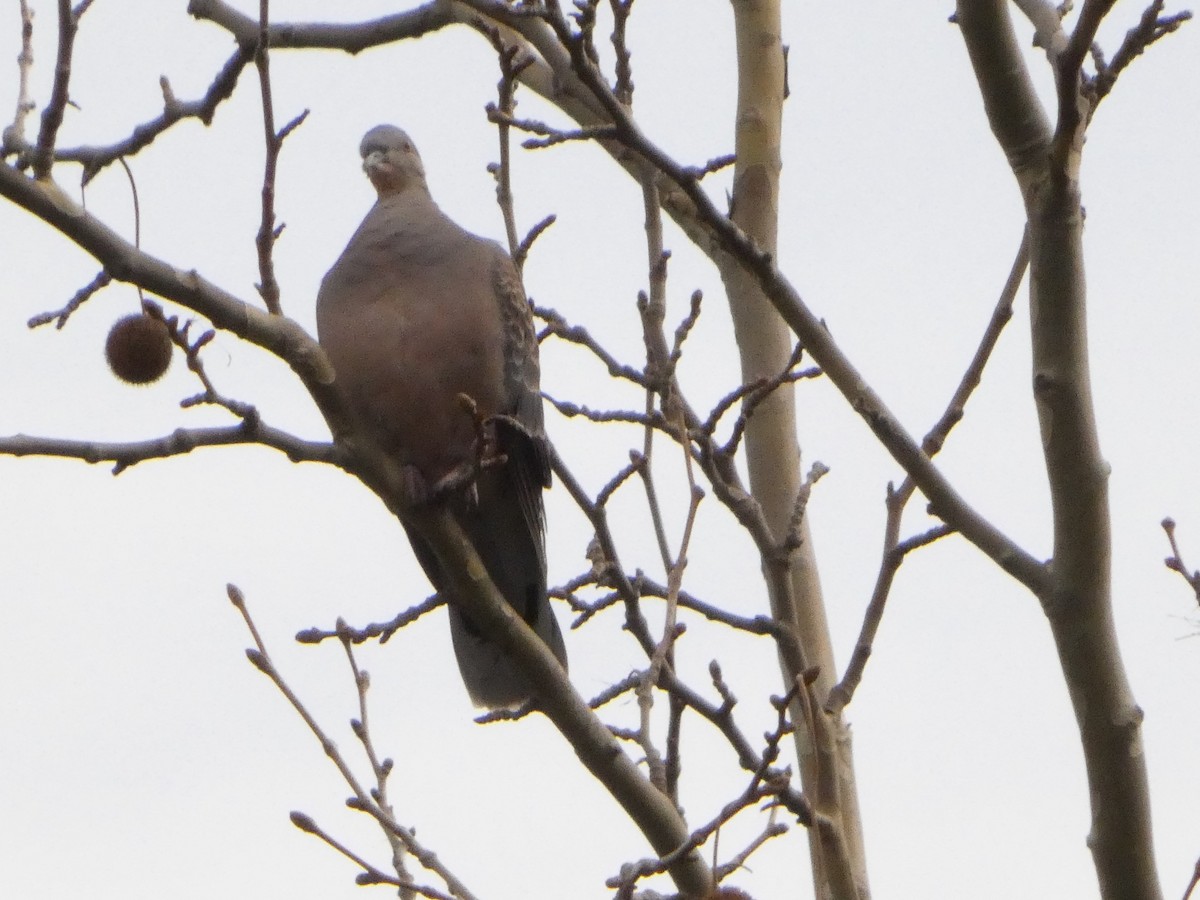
[2,2,1198,898]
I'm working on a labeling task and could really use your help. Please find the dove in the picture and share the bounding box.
[317,125,566,708]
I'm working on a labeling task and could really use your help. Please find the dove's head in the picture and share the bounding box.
[360,125,428,198]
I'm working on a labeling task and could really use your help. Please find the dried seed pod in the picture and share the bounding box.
[105,313,172,385]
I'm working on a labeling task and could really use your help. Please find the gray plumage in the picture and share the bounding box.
[316,125,566,708]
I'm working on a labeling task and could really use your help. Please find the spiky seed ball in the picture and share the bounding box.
[104,313,172,385]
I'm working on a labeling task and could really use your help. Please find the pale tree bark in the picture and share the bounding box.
[720,3,868,898]
[957,2,1160,898]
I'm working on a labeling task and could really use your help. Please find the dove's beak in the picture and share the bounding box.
[362,150,385,176]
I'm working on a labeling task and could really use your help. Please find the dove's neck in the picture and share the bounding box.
[373,189,451,228]
[376,181,432,202]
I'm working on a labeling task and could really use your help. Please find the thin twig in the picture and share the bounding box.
[514,213,556,270]
[32,0,77,179]
[56,48,253,183]
[781,462,830,553]
[549,447,788,779]
[543,394,666,428]
[297,595,444,646]
[145,304,261,421]
[1093,1,1192,102]
[253,0,306,315]
[667,290,703,375]
[27,269,112,329]
[336,623,415,899]
[0,423,339,474]
[827,232,1028,715]
[1162,518,1200,604]
[609,0,635,105]
[533,304,648,386]
[226,585,480,900]
[684,152,736,180]
[2,0,37,155]
[480,23,534,264]
[638,169,675,570]
[291,813,452,899]
[608,776,796,893]
[571,572,778,635]
[1181,855,1200,900]
[825,523,953,715]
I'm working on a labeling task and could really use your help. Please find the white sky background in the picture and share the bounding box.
[1,1,1198,898]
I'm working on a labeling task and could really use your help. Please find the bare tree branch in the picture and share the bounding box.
[252,0,302,316]
[0,425,339,474]
[297,595,445,646]
[187,0,1053,602]
[4,4,1189,897]
[534,304,649,387]
[407,500,716,897]
[828,231,1029,716]
[189,0,461,54]
[6,45,254,182]
[31,0,74,178]
[229,586,478,900]
[515,0,1052,605]
[336,624,417,899]
[27,268,112,328]
[958,1,1165,896]
[1093,1,1193,101]
[290,813,454,900]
